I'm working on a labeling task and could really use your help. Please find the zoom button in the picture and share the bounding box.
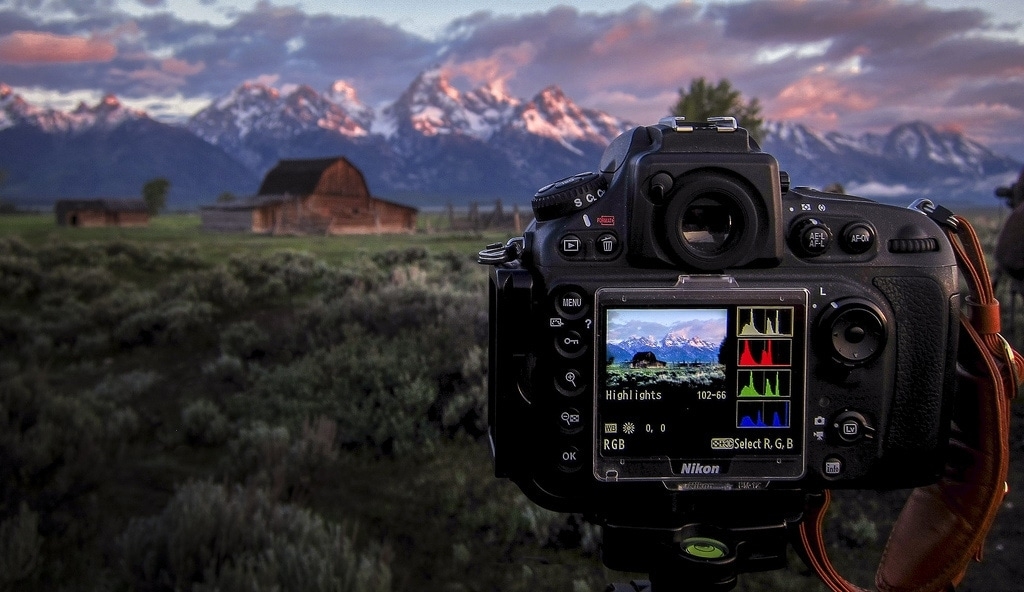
[556,368,586,397]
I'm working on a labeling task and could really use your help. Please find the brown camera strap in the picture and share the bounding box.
[797,209,1022,592]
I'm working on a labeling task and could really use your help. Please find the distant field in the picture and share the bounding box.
[0,212,515,266]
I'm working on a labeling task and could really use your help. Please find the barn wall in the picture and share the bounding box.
[111,212,150,227]
[72,210,109,228]
[326,199,416,235]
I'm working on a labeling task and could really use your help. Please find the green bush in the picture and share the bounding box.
[118,481,392,592]
[159,267,249,311]
[0,371,113,587]
[0,502,43,588]
[232,330,440,455]
[181,399,232,447]
[219,319,271,359]
[114,299,216,347]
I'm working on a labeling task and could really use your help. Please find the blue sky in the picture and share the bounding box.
[1,0,1022,155]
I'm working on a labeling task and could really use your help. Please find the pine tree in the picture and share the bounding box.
[670,77,764,142]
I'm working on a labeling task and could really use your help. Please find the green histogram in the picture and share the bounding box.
[738,370,787,398]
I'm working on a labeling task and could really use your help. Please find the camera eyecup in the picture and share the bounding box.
[662,171,762,271]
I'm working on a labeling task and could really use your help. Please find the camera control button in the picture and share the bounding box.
[558,408,584,435]
[596,233,619,256]
[557,446,583,473]
[840,223,875,254]
[818,299,887,366]
[822,456,844,480]
[559,234,583,257]
[555,330,587,358]
[832,410,874,444]
[789,217,832,257]
[556,369,586,397]
[555,289,588,319]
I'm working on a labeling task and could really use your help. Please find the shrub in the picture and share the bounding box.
[202,353,247,389]
[232,330,441,455]
[159,267,249,311]
[0,503,42,588]
[219,320,271,360]
[118,481,392,592]
[113,300,216,347]
[181,399,232,447]
[90,370,162,404]
[0,372,112,587]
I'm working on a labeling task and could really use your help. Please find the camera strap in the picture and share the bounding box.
[797,207,1022,592]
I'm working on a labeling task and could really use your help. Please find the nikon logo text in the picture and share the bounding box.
[679,462,722,475]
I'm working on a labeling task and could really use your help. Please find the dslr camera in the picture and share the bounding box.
[479,117,960,589]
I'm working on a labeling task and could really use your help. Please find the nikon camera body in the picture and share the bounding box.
[481,118,960,579]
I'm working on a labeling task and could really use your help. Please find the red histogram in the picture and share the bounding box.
[738,339,791,367]
[739,339,773,366]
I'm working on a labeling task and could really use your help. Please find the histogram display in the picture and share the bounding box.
[736,307,795,429]
[594,288,807,482]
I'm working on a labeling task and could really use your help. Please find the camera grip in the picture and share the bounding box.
[872,276,957,460]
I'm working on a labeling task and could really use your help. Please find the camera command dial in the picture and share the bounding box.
[532,172,607,221]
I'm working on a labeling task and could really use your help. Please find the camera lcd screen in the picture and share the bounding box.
[594,288,807,482]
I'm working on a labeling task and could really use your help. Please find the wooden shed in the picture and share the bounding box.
[55,199,150,228]
[200,157,417,235]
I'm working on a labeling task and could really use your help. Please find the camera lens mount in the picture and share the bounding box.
[662,171,761,271]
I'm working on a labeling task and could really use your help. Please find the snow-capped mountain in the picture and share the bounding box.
[511,85,630,155]
[761,120,1020,204]
[1,71,1020,209]
[186,81,378,173]
[0,86,258,207]
[0,86,145,133]
[607,318,725,364]
[374,70,521,141]
[182,69,636,200]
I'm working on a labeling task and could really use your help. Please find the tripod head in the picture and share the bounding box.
[596,490,804,591]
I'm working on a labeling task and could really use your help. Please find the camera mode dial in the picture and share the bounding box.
[532,172,607,221]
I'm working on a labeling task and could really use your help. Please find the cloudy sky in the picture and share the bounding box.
[1,0,1023,155]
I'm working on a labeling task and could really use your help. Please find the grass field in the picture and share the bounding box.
[1,207,1021,592]
[2,212,512,266]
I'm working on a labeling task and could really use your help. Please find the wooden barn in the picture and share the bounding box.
[55,199,150,228]
[200,157,417,235]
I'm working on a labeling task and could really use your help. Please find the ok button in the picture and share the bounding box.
[558,446,583,473]
[555,329,587,358]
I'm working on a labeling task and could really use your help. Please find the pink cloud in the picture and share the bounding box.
[0,31,117,64]
[772,76,877,125]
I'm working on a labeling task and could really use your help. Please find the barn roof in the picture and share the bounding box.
[257,157,365,196]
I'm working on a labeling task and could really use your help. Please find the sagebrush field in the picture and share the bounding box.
[1,210,1021,591]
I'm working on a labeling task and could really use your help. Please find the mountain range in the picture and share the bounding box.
[606,316,725,365]
[0,71,1020,210]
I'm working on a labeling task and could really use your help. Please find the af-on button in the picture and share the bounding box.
[840,222,875,254]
